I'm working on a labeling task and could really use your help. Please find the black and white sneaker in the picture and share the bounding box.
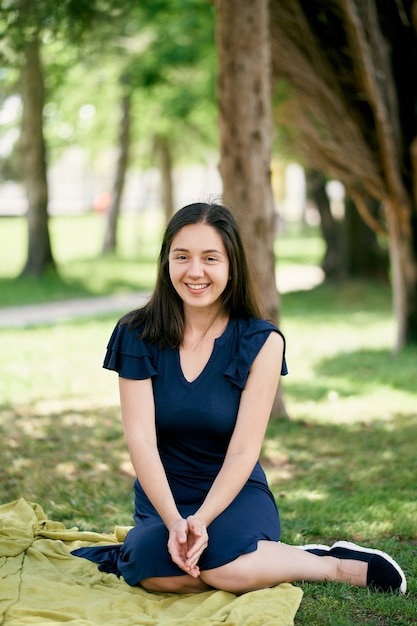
[329,541,407,594]
[299,540,407,594]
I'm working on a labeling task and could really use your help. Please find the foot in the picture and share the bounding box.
[300,540,407,594]
[329,541,406,594]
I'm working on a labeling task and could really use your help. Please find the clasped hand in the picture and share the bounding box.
[167,515,208,577]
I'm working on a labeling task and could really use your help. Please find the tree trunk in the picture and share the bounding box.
[307,169,388,281]
[344,197,388,281]
[385,200,417,348]
[20,35,55,276]
[306,169,343,280]
[102,90,132,253]
[155,134,175,224]
[216,0,286,417]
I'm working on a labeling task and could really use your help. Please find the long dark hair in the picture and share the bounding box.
[123,202,262,348]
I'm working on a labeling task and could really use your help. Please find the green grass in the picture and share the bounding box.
[0,216,416,624]
[0,212,162,305]
[275,225,325,265]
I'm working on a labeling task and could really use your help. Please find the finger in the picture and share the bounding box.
[186,545,205,562]
[186,563,200,578]
[172,555,200,578]
[187,536,208,558]
[186,546,207,569]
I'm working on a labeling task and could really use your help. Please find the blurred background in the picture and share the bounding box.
[1,4,417,622]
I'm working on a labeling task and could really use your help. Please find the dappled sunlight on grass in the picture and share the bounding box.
[264,414,417,547]
[1,403,135,531]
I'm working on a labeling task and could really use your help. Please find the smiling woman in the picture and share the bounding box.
[169,222,230,319]
[72,202,406,597]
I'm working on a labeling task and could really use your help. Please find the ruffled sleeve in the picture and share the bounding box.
[103,321,157,380]
[223,318,288,389]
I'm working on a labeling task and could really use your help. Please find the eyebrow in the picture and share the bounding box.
[171,247,224,254]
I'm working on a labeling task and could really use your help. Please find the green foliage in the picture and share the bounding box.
[0,0,217,177]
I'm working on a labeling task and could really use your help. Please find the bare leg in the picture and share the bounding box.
[141,574,212,594]
[200,541,367,594]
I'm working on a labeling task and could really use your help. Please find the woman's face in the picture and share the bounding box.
[168,223,230,314]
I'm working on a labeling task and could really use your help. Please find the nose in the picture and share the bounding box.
[188,258,204,278]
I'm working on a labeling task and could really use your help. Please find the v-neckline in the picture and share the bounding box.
[177,319,232,385]
[177,347,216,385]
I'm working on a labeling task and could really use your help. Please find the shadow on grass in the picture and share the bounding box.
[0,402,136,531]
[281,280,392,319]
[263,414,417,545]
[1,400,416,623]
[283,344,417,403]
[315,347,417,393]
[1,400,416,546]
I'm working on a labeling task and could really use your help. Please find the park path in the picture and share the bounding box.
[0,265,323,328]
[0,292,150,328]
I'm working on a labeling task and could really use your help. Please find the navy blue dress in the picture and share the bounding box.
[73,317,287,586]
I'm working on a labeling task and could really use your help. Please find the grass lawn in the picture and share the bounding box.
[0,215,416,624]
[0,212,162,305]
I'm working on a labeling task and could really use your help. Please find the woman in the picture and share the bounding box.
[74,202,406,595]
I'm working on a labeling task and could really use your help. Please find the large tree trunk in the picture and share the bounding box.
[216,0,286,417]
[20,35,55,276]
[102,89,132,253]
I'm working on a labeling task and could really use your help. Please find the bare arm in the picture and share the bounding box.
[194,331,284,527]
[119,377,181,529]
[119,377,204,575]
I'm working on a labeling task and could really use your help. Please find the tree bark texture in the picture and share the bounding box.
[217,0,278,320]
[216,0,286,416]
[20,35,54,276]
[103,90,132,253]
[270,0,417,349]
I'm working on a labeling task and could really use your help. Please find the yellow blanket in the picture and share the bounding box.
[0,499,302,626]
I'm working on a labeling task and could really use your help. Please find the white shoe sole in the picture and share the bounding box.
[295,543,330,551]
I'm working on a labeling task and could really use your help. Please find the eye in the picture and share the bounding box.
[175,254,188,261]
[205,255,218,262]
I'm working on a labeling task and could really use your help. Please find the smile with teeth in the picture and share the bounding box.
[186,283,210,290]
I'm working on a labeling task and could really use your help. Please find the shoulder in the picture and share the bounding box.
[233,317,285,346]
[223,317,288,388]
[103,319,158,379]
[106,318,147,353]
